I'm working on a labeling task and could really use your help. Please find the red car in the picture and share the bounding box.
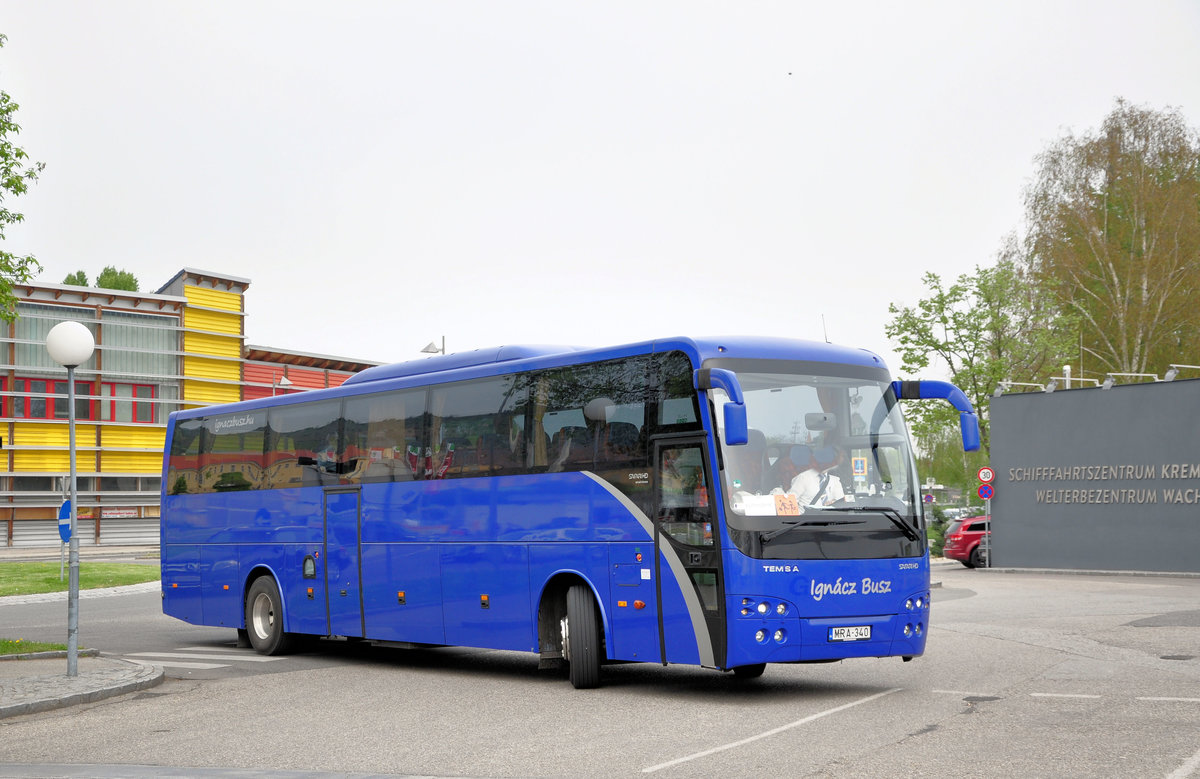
[943,516,990,568]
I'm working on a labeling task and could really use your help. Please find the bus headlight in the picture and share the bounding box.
[757,602,769,615]
[755,629,768,643]
[904,624,913,638]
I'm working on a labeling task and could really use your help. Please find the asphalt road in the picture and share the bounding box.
[2,565,1199,777]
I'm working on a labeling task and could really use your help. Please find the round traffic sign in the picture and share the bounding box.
[977,466,995,484]
[977,483,994,500]
[58,499,71,543]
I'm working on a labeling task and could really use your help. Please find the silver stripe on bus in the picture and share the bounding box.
[581,471,716,668]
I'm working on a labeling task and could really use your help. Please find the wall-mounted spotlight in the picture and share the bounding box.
[1165,364,1200,381]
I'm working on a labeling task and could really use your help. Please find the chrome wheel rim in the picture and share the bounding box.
[251,592,275,641]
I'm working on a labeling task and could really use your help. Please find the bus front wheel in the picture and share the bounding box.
[245,576,293,655]
[732,663,766,679]
[562,584,601,689]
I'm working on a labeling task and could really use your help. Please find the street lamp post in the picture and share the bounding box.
[46,321,95,678]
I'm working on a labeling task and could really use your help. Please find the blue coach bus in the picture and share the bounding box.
[161,336,978,688]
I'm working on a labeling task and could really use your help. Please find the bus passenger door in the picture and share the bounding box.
[653,438,726,668]
[324,486,364,638]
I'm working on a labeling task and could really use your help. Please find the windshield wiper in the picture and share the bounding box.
[760,517,865,542]
[818,505,921,542]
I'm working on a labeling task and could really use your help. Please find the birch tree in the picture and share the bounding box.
[1026,99,1200,376]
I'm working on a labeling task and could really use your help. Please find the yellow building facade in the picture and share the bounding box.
[2,268,376,547]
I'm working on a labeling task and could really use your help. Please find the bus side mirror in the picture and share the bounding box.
[723,403,748,446]
[960,412,980,452]
[892,379,981,452]
[694,367,748,446]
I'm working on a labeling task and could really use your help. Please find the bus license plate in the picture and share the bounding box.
[828,625,871,642]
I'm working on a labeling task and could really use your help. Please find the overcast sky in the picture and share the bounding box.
[3,2,1199,375]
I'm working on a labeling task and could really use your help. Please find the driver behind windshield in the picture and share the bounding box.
[773,445,846,508]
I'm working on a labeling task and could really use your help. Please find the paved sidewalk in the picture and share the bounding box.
[1,547,165,718]
[0,652,163,719]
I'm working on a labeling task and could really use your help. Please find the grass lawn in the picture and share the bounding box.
[0,561,159,598]
[0,562,160,655]
[0,638,68,654]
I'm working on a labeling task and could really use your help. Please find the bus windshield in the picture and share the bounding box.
[711,362,923,561]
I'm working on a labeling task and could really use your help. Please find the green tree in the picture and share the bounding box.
[0,34,44,322]
[1026,98,1200,377]
[62,267,140,291]
[95,266,138,291]
[886,254,1076,463]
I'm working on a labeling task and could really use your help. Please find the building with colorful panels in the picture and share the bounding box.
[3,268,378,547]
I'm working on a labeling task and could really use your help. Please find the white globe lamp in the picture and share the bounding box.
[46,320,95,367]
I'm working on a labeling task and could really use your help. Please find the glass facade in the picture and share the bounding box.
[1,272,367,546]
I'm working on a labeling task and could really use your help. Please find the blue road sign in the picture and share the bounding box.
[977,484,994,501]
[58,499,71,543]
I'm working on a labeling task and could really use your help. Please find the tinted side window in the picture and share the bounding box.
[655,351,701,431]
[343,389,427,483]
[167,418,203,495]
[527,356,649,473]
[266,400,342,488]
[201,411,266,492]
[430,376,526,479]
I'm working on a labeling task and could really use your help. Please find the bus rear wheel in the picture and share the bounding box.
[245,576,293,655]
[562,584,601,689]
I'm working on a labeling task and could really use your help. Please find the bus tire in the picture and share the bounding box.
[564,584,601,689]
[245,575,293,655]
[733,663,766,679]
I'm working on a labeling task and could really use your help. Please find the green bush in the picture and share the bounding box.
[927,506,948,557]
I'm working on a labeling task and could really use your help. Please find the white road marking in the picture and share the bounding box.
[1167,743,1200,779]
[127,651,286,663]
[1030,693,1102,699]
[1140,697,1200,703]
[641,688,902,773]
[125,658,227,670]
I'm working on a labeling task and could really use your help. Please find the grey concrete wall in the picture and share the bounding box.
[989,378,1200,573]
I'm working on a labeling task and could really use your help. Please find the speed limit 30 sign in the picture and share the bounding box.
[977,466,995,484]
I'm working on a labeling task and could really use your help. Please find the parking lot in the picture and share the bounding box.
[2,563,1199,777]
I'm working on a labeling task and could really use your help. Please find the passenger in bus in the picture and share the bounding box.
[767,444,813,491]
[789,446,846,506]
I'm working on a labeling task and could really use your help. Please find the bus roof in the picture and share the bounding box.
[170,336,888,421]
[343,336,886,386]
